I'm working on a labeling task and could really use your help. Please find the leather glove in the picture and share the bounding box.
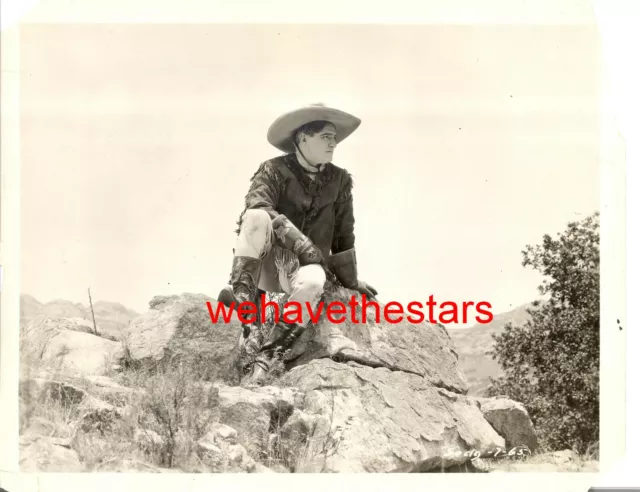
[328,248,378,300]
[353,280,378,300]
[272,214,324,266]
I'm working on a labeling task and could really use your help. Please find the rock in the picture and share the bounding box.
[21,317,122,377]
[252,386,305,412]
[199,441,222,455]
[123,293,243,382]
[285,289,468,393]
[474,396,538,451]
[45,332,121,376]
[77,397,127,435]
[216,384,296,457]
[26,316,96,335]
[228,444,246,463]
[20,377,88,407]
[196,432,255,472]
[85,375,143,406]
[549,449,579,463]
[213,423,238,442]
[276,359,505,473]
[20,435,84,472]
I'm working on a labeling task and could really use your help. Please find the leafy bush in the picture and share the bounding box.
[487,212,599,455]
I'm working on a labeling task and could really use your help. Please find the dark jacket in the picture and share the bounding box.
[237,153,356,261]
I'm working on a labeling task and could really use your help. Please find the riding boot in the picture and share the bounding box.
[218,256,262,338]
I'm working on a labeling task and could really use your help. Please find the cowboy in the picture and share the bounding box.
[218,103,377,384]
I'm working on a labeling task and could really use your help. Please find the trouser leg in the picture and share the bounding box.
[233,209,273,259]
[218,209,273,341]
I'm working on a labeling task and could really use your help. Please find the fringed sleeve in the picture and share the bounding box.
[235,160,286,234]
[331,171,356,254]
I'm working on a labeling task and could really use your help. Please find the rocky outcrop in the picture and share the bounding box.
[474,396,538,451]
[275,359,504,472]
[122,293,242,382]
[21,317,122,377]
[285,289,468,394]
[19,291,539,473]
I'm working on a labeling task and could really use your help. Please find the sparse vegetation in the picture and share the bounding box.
[19,251,600,473]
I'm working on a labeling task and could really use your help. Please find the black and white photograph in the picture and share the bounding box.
[0,0,632,488]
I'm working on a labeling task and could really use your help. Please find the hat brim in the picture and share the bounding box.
[267,106,361,153]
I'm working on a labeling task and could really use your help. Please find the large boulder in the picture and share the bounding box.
[122,293,243,381]
[474,396,538,451]
[282,288,468,394]
[276,358,504,472]
[21,317,122,377]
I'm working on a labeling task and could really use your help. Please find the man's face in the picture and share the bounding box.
[299,123,337,165]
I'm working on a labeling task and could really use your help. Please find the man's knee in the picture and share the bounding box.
[239,209,271,236]
[294,265,326,296]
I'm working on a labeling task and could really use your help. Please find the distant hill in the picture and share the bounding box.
[20,294,140,340]
[448,303,536,396]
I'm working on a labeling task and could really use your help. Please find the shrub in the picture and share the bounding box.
[487,212,599,455]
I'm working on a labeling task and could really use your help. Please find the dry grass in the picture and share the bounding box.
[20,318,224,472]
[261,388,345,473]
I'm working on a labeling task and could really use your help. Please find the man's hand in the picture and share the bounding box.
[272,214,291,236]
[353,280,378,299]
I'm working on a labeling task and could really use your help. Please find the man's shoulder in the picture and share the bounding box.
[250,154,290,179]
[257,154,294,174]
[327,162,353,185]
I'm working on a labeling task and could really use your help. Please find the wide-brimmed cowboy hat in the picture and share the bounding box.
[267,103,361,153]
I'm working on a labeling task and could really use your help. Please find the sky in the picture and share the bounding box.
[19,24,600,324]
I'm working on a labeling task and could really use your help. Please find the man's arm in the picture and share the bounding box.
[244,161,285,220]
[331,172,356,254]
[329,171,378,298]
